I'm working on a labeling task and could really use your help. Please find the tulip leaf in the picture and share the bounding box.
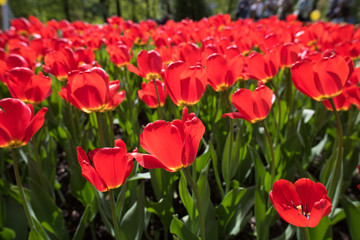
[179,171,196,222]
[196,162,211,220]
[28,217,49,240]
[120,183,146,240]
[215,187,248,236]
[0,227,15,240]
[307,216,332,240]
[72,205,92,240]
[28,179,69,240]
[146,197,174,230]
[170,215,200,240]
[340,195,360,240]
[330,207,345,225]
[272,224,296,240]
[195,143,210,174]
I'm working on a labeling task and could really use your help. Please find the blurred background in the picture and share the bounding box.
[1,0,360,28]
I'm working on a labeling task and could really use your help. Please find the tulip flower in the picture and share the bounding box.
[77,139,133,192]
[246,51,279,83]
[291,55,349,101]
[322,91,351,111]
[345,86,360,109]
[0,98,47,149]
[6,67,52,104]
[164,61,207,106]
[269,178,332,228]
[222,82,275,123]
[107,43,131,68]
[138,79,168,108]
[132,107,205,172]
[205,53,245,92]
[127,50,162,80]
[59,67,124,113]
[0,53,28,84]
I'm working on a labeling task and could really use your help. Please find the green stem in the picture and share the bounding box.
[328,99,343,206]
[107,111,115,145]
[152,78,164,119]
[66,104,78,141]
[183,167,206,240]
[301,227,309,240]
[96,112,106,147]
[12,149,34,228]
[223,90,234,194]
[109,189,121,240]
[260,121,276,188]
[31,137,47,190]
[271,81,281,145]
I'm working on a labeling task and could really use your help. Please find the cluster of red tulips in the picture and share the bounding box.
[0,13,360,239]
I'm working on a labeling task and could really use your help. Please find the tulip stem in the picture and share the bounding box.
[183,167,206,240]
[223,90,234,194]
[96,112,106,147]
[109,189,121,240]
[270,81,281,145]
[152,78,164,119]
[301,227,309,240]
[260,121,275,188]
[328,99,343,208]
[11,149,34,229]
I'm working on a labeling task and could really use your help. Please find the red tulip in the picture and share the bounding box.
[106,44,131,68]
[222,82,275,123]
[164,61,207,106]
[344,86,360,109]
[58,67,124,113]
[138,79,168,108]
[6,67,52,104]
[291,55,349,101]
[269,178,332,228]
[43,47,77,81]
[77,139,133,192]
[277,43,300,69]
[0,53,28,84]
[132,107,205,172]
[0,98,47,149]
[127,50,162,80]
[246,51,279,83]
[205,53,245,92]
[322,91,351,111]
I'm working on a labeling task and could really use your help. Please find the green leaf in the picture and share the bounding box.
[28,179,69,240]
[120,183,145,240]
[272,224,296,240]
[215,187,247,235]
[29,217,49,240]
[340,195,360,240]
[196,162,211,220]
[307,216,332,240]
[72,205,92,240]
[0,227,15,240]
[170,215,200,240]
[178,171,196,222]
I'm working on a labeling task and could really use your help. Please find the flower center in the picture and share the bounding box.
[295,203,310,218]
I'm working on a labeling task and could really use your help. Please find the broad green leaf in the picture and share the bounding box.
[29,217,49,240]
[29,179,69,240]
[120,183,145,240]
[178,171,196,222]
[0,227,15,240]
[215,187,246,235]
[170,216,199,240]
[196,162,211,220]
[272,224,296,240]
[307,216,332,240]
[340,195,360,240]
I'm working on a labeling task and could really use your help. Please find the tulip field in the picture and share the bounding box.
[1,13,360,239]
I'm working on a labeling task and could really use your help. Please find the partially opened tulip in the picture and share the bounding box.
[0,98,48,149]
[127,50,162,80]
[222,82,275,123]
[291,55,349,101]
[164,61,207,106]
[246,51,279,83]
[77,139,133,192]
[59,67,124,113]
[132,107,205,172]
[269,178,332,228]
[205,53,245,92]
[6,67,52,104]
[138,79,167,108]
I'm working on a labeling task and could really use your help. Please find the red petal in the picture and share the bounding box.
[24,107,48,143]
[140,120,184,171]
